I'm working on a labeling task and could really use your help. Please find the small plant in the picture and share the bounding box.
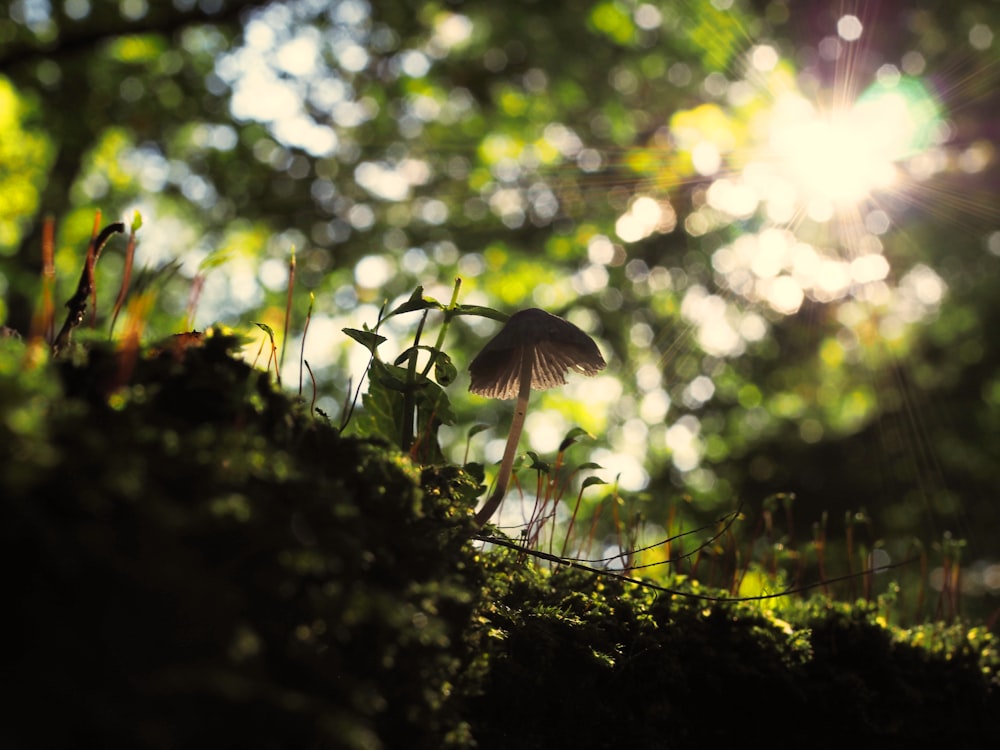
[51,215,126,355]
[7,211,988,629]
[341,278,506,463]
[4,210,999,748]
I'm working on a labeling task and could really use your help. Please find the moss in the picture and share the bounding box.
[1,333,481,749]
[468,557,1000,748]
[1,335,998,748]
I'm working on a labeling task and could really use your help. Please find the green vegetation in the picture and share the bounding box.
[3,0,1000,744]
[1,329,998,747]
[1,3,998,592]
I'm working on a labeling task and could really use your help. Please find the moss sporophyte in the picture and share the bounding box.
[467,308,606,528]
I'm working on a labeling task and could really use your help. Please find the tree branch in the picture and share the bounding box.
[0,0,281,73]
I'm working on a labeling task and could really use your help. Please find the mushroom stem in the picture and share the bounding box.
[474,350,533,528]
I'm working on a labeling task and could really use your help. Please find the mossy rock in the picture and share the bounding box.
[469,552,1000,749]
[2,332,998,749]
[1,332,482,749]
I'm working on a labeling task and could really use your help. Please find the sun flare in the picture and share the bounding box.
[772,99,899,207]
[768,77,943,215]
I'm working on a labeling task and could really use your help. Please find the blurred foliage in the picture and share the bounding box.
[0,76,51,263]
[2,0,1000,620]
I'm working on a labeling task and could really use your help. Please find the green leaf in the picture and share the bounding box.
[467,423,491,439]
[393,344,445,366]
[433,351,457,386]
[198,249,232,271]
[462,462,485,483]
[390,346,457,386]
[449,304,510,323]
[526,451,550,473]
[559,426,593,452]
[255,322,275,340]
[370,359,417,393]
[354,358,456,463]
[343,327,387,355]
[384,286,443,320]
[356,367,402,446]
[581,476,607,490]
[393,346,422,366]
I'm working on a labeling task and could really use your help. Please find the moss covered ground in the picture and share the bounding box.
[2,331,998,748]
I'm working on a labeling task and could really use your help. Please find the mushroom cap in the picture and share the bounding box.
[468,308,606,399]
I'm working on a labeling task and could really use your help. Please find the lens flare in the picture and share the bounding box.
[769,77,943,211]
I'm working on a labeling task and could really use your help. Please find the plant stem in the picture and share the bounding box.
[474,350,532,528]
[299,292,314,397]
[420,277,462,380]
[52,220,125,355]
[281,249,296,371]
[402,309,428,450]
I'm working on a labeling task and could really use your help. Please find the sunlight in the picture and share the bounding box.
[768,77,941,211]
[657,25,951,320]
[615,195,676,242]
[771,99,896,207]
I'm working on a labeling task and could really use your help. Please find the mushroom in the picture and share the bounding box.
[468,307,606,528]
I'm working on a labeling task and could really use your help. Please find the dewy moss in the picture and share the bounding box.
[467,308,605,528]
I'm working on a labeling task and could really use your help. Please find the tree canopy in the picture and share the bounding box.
[2,0,1000,620]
